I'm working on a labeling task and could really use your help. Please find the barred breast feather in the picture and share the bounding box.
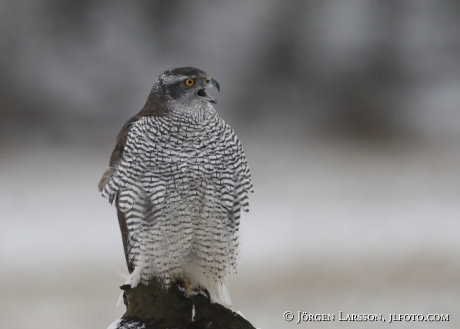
[101,113,253,306]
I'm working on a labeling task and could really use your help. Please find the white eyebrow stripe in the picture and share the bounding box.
[159,75,189,85]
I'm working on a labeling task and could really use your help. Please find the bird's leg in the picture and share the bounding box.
[183,277,192,296]
[182,276,197,321]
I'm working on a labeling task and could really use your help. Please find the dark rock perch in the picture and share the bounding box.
[108,281,256,329]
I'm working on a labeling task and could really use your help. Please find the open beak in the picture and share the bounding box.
[197,77,220,104]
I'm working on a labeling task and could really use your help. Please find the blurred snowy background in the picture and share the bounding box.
[1,1,460,328]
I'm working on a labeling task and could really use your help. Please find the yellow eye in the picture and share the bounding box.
[185,78,194,86]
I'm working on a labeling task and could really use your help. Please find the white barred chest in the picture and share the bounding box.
[136,117,237,216]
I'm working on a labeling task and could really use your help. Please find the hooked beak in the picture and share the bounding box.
[208,78,220,92]
[197,77,220,104]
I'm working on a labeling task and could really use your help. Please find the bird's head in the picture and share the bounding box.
[152,67,220,108]
[149,67,220,120]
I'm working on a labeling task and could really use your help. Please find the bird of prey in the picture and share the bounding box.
[99,67,253,307]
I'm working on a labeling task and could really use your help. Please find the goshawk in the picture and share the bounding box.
[98,67,253,307]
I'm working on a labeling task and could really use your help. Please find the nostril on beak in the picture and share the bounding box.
[206,78,211,83]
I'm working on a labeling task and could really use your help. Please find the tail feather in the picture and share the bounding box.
[214,279,232,308]
[201,277,232,309]
[128,267,142,288]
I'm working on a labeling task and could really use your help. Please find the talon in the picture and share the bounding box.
[202,287,211,302]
